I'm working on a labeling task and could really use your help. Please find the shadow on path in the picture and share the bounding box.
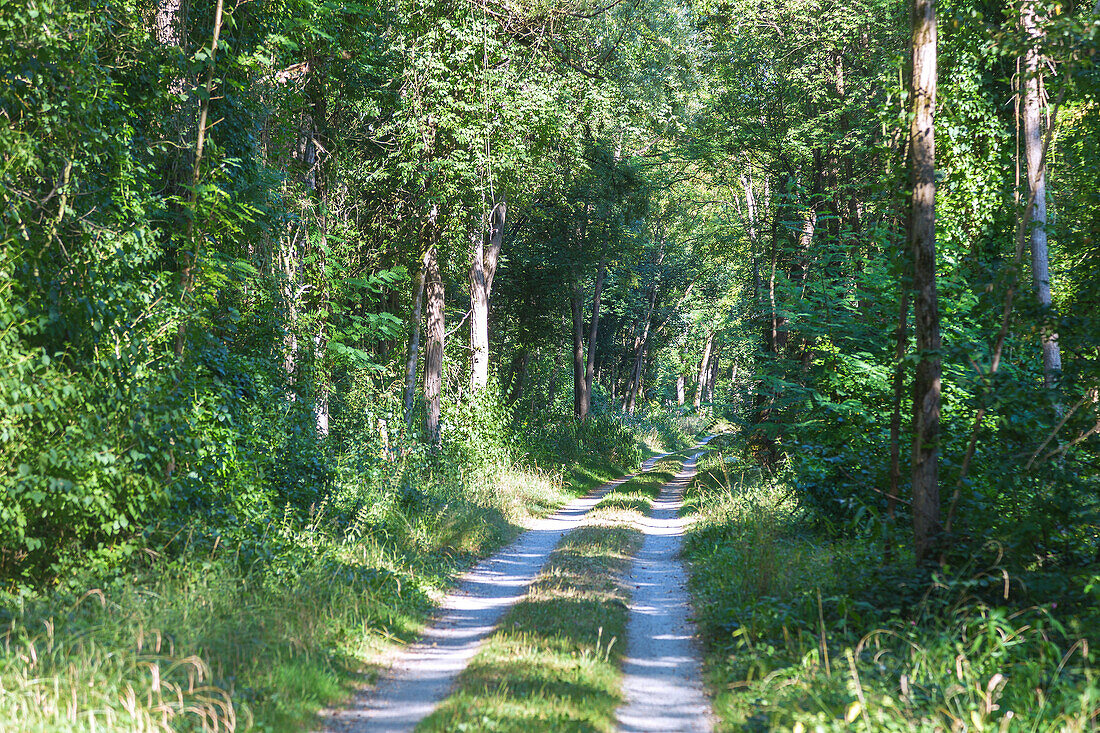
[324,451,676,733]
[617,436,716,733]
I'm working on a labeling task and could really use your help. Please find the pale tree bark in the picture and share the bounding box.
[909,0,942,563]
[1022,1,1062,390]
[469,202,506,392]
[694,330,715,408]
[581,260,607,420]
[424,242,444,448]
[404,246,432,427]
[676,373,685,406]
[739,173,764,300]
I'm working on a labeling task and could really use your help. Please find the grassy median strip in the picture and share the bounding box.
[416,457,683,732]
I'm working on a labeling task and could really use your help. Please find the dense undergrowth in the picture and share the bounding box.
[683,433,1100,731]
[0,404,699,732]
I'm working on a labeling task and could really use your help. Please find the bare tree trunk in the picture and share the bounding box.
[571,278,586,420]
[424,242,444,448]
[1022,2,1062,390]
[676,373,685,405]
[470,202,506,392]
[707,346,721,402]
[313,322,329,436]
[625,290,658,415]
[909,0,941,563]
[694,330,715,408]
[582,260,606,420]
[404,246,431,427]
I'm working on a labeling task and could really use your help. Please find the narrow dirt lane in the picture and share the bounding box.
[616,442,715,733]
[324,452,673,733]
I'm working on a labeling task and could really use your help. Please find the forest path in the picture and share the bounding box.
[322,449,681,733]
[616,443,715,733]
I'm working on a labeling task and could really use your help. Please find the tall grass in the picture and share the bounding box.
[0,462,576,732]
[682,438,1100,731]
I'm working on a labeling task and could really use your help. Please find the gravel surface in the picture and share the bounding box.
[323,453,672,733]
[617,441,715,733]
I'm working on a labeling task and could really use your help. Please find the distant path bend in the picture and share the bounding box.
[323,449,682,733]
[617,439,715,733]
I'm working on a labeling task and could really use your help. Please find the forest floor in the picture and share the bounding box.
[323,439,717,733]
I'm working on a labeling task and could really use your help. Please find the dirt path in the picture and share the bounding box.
[616,443,715,733]
[324,452,673,733]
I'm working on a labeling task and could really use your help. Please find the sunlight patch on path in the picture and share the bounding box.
[323,453,671,733]
[617,439,715,733]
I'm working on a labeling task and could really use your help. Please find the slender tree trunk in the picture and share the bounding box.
[625,290,658,415]
[470,202,506,392]
[174,0,224,359]
[571,278,586,420]
[404,247,430,426]
[707,346,721,402]
[676,373,685,405]
[507,350,530,404]
[547,347,559,412]
[740,173,765,301]
[582,260,606,420]
[1022,2,1062,390]
[909,0,942,563]
[694,330,715,408]
[424,241,444,448]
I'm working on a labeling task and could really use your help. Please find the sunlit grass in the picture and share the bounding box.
[417,470,664,732]
[682,437,1100,731]
[0,460,590,732]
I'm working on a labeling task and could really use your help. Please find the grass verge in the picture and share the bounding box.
[0,458,601,732]
[415,456,671,732]
[682,434,1100,731]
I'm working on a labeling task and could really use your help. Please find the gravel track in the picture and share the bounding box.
[616,441,715,733]
[323,452,673,733]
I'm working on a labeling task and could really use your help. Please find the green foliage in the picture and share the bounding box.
[684,436,1100,731]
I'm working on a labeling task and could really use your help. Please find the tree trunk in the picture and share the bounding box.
[570,278,586,420]
[174,0,225,359]
[707,346,720,402]
[507,350,530,404]
[694,330,715,408]
[1022,2,1062,390]
[470,202,506,392]
[676,373,685,405]
[625,293,657,415]
[313,322,329,436]
[582,260,606,420]
[909,0,941,563]
[424,241,444,448]
[404,247,431,427]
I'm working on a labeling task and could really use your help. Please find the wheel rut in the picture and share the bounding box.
[616,441,715,733]
[323,450,680,733]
